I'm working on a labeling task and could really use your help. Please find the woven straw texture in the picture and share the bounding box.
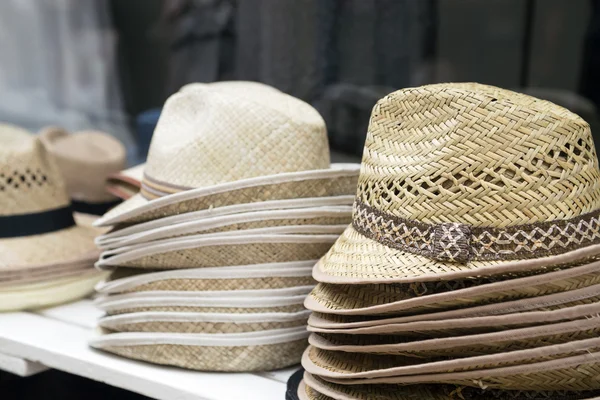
[101,318,308,334]
[105,303,307,316]
[307,259,600,315]
[110,241,336,269]
[99,338,308,372]
[40,127,126,202]
[303,372,600,400]
[316,83,600,283]
[98,173,358,226]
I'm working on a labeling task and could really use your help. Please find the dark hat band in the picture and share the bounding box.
[0,205,76,238]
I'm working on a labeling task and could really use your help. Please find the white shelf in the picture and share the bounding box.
[0,300,297,399]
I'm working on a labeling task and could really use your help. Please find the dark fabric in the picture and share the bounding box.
[285,367,304,400]
[71,199,121,216]
[580,0,600,110]
[0,206,75,238]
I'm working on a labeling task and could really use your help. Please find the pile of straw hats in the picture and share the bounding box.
[299,83,600,399]
[89,81,360,371]
[0,124,106,311]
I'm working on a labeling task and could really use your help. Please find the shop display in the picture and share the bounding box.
[299,83,600,398]
[90,82,360,371]
[0,124,107,312]
[39,127,126,215]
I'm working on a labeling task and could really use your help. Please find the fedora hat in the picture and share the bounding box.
[90,326,309,371]
[313,83,600,284]
[96,261,316,294]
[94,86,359,227]
[0,124,105,309]
[106,163,145,200]
[96,195,353,247]
[301,371,600,400]
[39,127,126,214]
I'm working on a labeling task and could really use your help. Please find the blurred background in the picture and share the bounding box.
[0,0,599,163]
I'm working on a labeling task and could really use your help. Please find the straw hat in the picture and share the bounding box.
[96,261,316,294]
[300,372,600,400]
[106,163,145,200]
[39,127,126,213]
[305,258,600,316]
[313,83,600,284]
[90,326,309,371]
[94,86,359,227]
[0,124,105,309]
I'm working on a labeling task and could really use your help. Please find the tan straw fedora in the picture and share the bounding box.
[0,124,105,309]
[95,85,359,227]
[96,261,316,294]
[313,83,600,284]
[39,127,126,214]
[301,371,600,400]
[106,163,145,200]
[90,326,309,371]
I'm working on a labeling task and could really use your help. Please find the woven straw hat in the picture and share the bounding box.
[96,261,316,294]
[301,372,600,400]
[314,83,600,284]
[96,233,340,270]
[39,127,126,205]
[106,163,145,200]
[97,206,351,250]
[306,258,600,316]
[90,326,309,371]
[0,125,106,308]
[95,86,359,227]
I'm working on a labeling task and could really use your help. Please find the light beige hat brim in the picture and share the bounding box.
[0,256,98,286]
[0,270,107,312]
[96,233,339,270]
[90,327,309,372]
[307,294,600,336]
[302,372,600,400]
[308,315,600,358]
[98,309,311,334]
[94,164,360,227]
[0,213,103,273]
[96,260,316,294]
[306,258,600,316]
[314,225,600,284]
[303,336,600,379]
[97,206,351,250]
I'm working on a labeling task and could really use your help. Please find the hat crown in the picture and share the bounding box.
[357,83,600,228]
[0,125,69,215]
[144,87,330,188]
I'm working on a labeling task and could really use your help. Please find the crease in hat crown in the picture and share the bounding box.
[141,86,330,197]
[0,124,70,215]
[351,82,600,263]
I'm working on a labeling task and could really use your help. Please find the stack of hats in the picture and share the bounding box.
[89,82,360,371]
[39,127,126,215]
[299,83,600,399]
[0,124,106,312]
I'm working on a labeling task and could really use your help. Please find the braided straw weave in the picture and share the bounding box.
[307,258,600,315]
[302,372,600,400]
[315,83,600,284]
[105,303,307,316]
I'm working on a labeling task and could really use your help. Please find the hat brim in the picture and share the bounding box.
[313,225,600,284]
[0,213,104,273]
[94,164,360,227]
[0,270,107,311]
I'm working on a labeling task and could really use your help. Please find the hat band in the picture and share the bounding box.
[352,200,600,264]
[140,174,192,200]
[0,205,75,238]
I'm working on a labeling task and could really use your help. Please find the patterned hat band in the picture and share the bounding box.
[140,174,192,200]
[352,200,600,264]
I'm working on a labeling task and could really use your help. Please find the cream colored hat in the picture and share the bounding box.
[314,83,600,284]
[106,163,145,200]
[0,124,106,309]
[94,86,359,227]
[39,127,126,208]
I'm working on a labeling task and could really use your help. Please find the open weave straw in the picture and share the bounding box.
[315,83,600,284]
